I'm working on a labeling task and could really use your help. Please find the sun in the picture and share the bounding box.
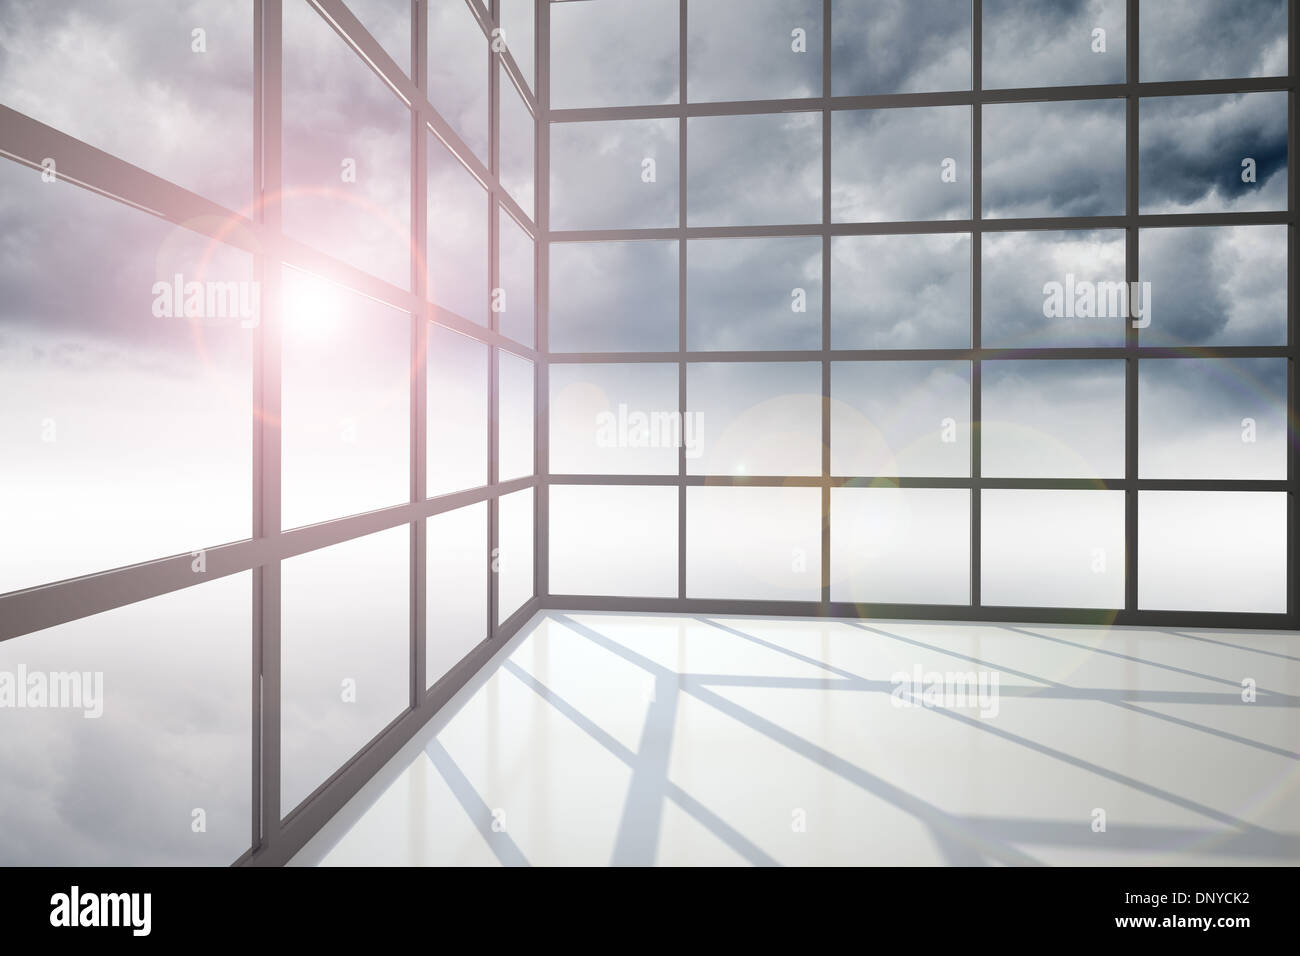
[281,268,342,341]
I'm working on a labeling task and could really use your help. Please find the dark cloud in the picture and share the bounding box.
[833,0,971,94]
[1139,0,1287,81]
[687,237,821,350]
[688,0,823,102]
[983,99,1126,218]
[1139,92,1288,213]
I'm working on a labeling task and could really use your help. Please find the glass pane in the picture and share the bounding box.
[499,65,535,218]
[498,487,534,623]
[0,573,251,865]
[831,361,971,477]
[686,363,822,476]
[428,324,488,496]
[1139,225,1287,347]
[429,0,489,163]
[832,0,971,95]
[981,360,1126,479]
[283,0,411,289]
[687,238,821,351]
[281,525,410,814]
[1140,0,1287,82]
[498,209,535,347]
[982,230,1127,348]
[830,489,969,605]
[687,0,822,102]
[832,107,971,223]
[499,0,535,89]
[983,0,1126,89]
[831,234,971,349]
[981,490,1125,609]
[551,119,680,230]
[550,486,678,597]
[0,0,253,211]
[498,351,534,482]
[347,0,410,73]
[428,502,488,687]
[428,132,489,325]
[550,0,679,108]
[0,161,252,594]
[688,113,821,226]
[1139,358,1287,480]
[982,100,1126,218]
[1139,492,1286,613]
[1139,92,1288,214]
[686,487,821,601]
[549,241,679,352]
[549,363,680,475]
[280,267,410,530]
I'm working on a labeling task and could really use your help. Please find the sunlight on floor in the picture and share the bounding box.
[291,612,1300,867]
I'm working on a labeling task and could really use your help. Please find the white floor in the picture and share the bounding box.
[291,611,1300,866]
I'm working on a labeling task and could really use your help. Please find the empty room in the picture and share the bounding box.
[0,0,1297,905]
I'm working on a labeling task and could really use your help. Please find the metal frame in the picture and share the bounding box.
[0,0,542,867]
[540,0,1298,632]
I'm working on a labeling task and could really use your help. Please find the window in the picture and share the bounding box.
[831,234,970,349]
[687,238,821,351]
[1139,492,1286,612]
[982,231,1127,348]
[498,351,535,482]
[981,491,1126,609]
[281,526,410,814]
[550,0,679,108]
[550,486,678,597]
[541,0,1294,624]
[429,132,490,324]
[280,267,410,530]
[428,502,489,686]
[498,209,535,347]
[1139,92,1288,214]
[831,362,971,478]
[550,241,679,352]
[0,163,252,593]
[283,0,411,289]
[1139,0,1287,82]
[428,325,489,496]
[687,488,822,602]
[499,65,535,218]
[686,363,822,476]
[0,573,252,865]
[831,489,970,606]
[832,0,971,95]
[832,107,970,223]
[551,120,680,230]
[550,363,679,476]
[0,0,537,862]
[498,487,535,623]
[982,100,1126,218]
[429,0,489,163]
[982,360,1125,479]
[689,113,822,226]
[687,0,823,102]
[982,0,1126,89]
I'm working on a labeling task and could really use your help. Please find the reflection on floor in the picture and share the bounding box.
[290,611,1300,866]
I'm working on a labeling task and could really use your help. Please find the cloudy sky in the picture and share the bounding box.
[0,0,1290,865]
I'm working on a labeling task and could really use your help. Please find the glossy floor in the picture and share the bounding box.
[291,611,1300,866]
